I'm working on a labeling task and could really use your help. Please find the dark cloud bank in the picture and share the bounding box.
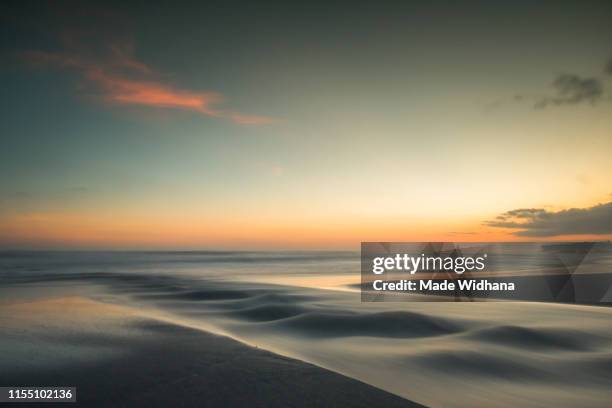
[485,202,612,237]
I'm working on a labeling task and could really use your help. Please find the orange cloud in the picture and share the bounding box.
[86,68,223,115]
[23,41,273,125]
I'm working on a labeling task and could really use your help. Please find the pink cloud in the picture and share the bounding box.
[23,40,274,125]
[86,68,223,115]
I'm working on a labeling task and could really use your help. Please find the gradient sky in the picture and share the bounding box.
[1,1,612,249]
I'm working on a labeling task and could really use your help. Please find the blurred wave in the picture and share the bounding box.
[1,251,612,407]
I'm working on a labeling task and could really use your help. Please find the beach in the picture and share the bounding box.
[3,1,612,406]
[0,296,420,407]
[1,251,612,407]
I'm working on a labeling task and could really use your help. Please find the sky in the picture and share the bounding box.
[1,0,612,249]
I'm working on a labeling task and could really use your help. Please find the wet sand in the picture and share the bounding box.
[0,297,421,407]
[2,251,612,407]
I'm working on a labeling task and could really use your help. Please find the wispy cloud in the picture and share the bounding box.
[23,34,273,125]
[485,202,612,237]
[503,54,612,110]
[533,74,604,109]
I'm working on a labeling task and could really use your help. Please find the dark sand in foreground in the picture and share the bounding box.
[0,297,421,408]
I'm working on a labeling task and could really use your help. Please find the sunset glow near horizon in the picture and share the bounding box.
[1,2,612,249]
